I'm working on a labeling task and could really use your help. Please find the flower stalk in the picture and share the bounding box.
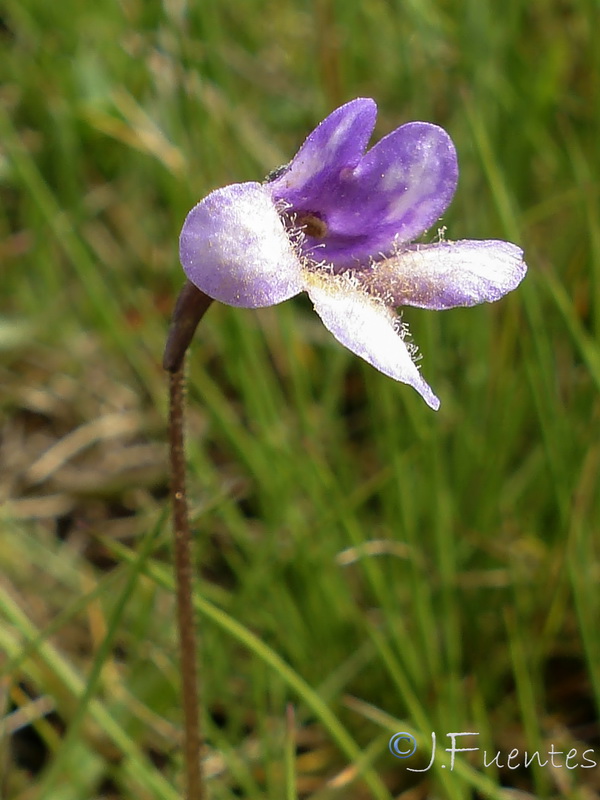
[164,282,213,800]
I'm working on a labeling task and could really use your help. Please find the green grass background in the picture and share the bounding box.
[1,0,599,798]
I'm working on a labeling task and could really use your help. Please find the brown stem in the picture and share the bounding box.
[169,363,203,800]
[164,281,214,373]
[164,282,213,800]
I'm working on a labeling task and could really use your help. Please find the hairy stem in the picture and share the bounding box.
[168,363,203,800]
[165,282,213,800]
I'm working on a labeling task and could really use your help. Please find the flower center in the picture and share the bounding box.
[295,212,328,239]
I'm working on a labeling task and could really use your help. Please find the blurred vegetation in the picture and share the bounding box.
[1,0,599,798]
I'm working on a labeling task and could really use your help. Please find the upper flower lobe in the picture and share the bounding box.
[179,98,527,409]
[266,99,458,266]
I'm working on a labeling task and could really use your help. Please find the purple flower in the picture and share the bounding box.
[180,98,526,410]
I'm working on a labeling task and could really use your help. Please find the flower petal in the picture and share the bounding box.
[358,240,527,310]
[269,113,457,268]
[349,122,458,249]
[267,98,377,202]
[179,182,303,308]
[304,271,440,410]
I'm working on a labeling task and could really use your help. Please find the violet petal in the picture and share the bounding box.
[348,122,458,250]
[179,182,304,308]
[358,240,527,310]
[267,98,377,204]
[304,272,440,410]
[270,116,457,268]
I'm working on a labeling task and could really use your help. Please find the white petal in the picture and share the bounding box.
[304,271,440,410]
[360,239,527,310]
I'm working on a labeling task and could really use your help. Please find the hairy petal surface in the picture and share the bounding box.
[304,272,440,410]
[180,182,303,308]
[359,240,527,310]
